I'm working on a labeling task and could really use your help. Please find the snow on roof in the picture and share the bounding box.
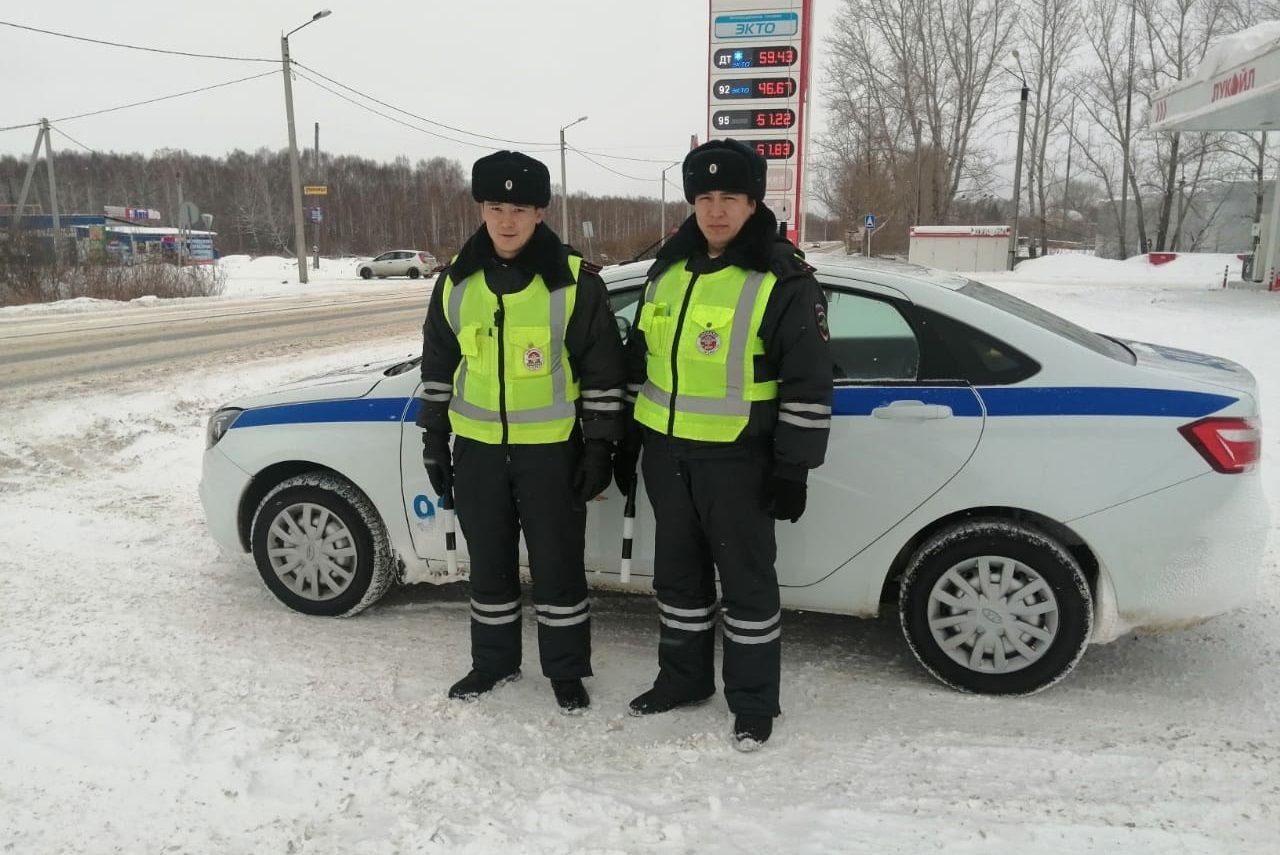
[105,225,217,236]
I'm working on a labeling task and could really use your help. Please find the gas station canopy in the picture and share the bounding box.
[1150,22,1280,289]
[1151,22,1280,132]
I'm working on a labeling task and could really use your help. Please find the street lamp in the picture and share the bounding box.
[660,161,681,239]
[559,115,588,238]
[281,9,332,284]
[1005,50,1030,270]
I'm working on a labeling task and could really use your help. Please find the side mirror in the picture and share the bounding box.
[614,315,632,343]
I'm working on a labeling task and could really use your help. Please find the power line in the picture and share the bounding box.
[51,70,278,124]
[51,125,98,154]
[569,146,651,181]
[0,120,42,133]
[0,19,277,62]
[292,68,557,152]
[293,60,556,148]
[293,59,682,165]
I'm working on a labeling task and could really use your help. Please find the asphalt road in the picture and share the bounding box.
[0,286,429,402]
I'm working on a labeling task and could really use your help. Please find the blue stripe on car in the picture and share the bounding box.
[976,386,1235,417]
[229,386,1237,428]
[231,397,410,428]
[832,386,1235,418]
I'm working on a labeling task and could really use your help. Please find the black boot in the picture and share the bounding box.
[551,678,590,714]
[628,685,715,716]
[731,714,773,751]
[447,668,520,700]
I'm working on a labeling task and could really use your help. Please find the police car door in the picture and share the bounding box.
[776,279,984,588]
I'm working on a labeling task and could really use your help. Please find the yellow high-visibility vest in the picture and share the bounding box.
[634,261,777,442]
[443,256,581,444]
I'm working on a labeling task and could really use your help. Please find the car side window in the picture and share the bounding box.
[911,305,1040,385]
[823,289,920,382]
[373,252,390,262]
[607,283,645,343]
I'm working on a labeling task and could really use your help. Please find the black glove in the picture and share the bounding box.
[612,424,643,494]
[421,430,452,498]
[574,439,615,503]
[765,475,807,523]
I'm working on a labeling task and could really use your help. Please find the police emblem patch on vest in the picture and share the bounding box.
[697,329,721,354]
[524,346,544,371]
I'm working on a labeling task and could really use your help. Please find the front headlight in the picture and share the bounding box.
[206,407,243,448]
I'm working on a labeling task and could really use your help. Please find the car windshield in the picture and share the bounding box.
[959,280,1135,364]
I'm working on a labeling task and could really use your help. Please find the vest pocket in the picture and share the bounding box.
[681,304,734,365]
[638,302,672,356]
[506,326,553,378]
[458,323,496,374]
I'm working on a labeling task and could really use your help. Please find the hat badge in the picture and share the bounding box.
[504,179,513,190]
[709,163,718,175]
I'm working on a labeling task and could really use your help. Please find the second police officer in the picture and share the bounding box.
[418,151,625,713]
[616,139,832,750]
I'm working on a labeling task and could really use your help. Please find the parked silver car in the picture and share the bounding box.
[358,250,438,280]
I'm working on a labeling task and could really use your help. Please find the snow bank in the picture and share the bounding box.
[1001,252,1242,288]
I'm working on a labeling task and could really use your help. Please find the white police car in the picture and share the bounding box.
[199,256,1267,695]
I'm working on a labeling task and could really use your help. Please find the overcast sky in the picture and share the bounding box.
[0,0,856,202]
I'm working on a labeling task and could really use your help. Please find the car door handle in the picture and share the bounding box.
[871,400,954,420]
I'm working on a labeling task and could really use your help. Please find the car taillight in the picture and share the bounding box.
[1178,417,1260,474]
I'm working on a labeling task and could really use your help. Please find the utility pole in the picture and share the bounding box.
[559,115,588,239]
[41,118,61,265]
[1009,84,1029,270]
[281,34,309,284]
[1119,0,1137,259]
[914,117,923,226]
[660,161,680,240]
[9,123,47,244]
[176,168,185,268]
[313,121,321,270]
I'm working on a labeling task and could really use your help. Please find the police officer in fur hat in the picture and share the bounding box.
[614,139,832,749]
[418,150,625,713]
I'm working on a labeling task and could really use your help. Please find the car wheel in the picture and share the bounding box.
[359,267,372,280]
[899,519,1092,695]
[250,472,396,617]
[407,267,421,279]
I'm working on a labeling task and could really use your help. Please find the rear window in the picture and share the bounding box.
[959,281,1135,364]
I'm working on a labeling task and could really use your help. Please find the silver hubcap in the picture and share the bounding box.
[926,555,1059,673]
[265,502,359,601]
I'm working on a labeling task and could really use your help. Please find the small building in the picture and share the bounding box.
[0,208,217,264]
[908,225,1011,273]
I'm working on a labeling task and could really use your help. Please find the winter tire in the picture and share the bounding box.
[250,472,395,617]
[359,267,373,280]
[899,519,1093,695]
[407,267,421,279]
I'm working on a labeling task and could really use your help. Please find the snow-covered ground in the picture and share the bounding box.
[1,254,1278,853]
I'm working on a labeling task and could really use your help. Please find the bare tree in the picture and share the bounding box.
[819,0,1015,248]
[1019,0,1083,255]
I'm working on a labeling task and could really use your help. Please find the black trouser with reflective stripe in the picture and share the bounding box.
[640,429,782,717]
[453,435,591,680]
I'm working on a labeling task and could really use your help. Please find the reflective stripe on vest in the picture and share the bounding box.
[443,257,580,443]
[634,263,777,442]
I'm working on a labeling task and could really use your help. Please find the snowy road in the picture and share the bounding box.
[0,285,427,399]
[1,271,1277,853]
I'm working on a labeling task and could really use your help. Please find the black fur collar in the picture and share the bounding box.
[650,204,782,278]
[449,221,576,289]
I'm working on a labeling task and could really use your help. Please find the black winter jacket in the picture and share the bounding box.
[624,204,832,482]
[418,221,626,443]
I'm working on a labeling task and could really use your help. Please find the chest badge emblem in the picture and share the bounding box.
[697,329,722,354]
[524,346,544,371]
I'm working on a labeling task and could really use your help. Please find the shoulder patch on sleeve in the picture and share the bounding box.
[815,301,830,341]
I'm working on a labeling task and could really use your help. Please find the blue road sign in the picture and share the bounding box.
[864,214,876,230]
